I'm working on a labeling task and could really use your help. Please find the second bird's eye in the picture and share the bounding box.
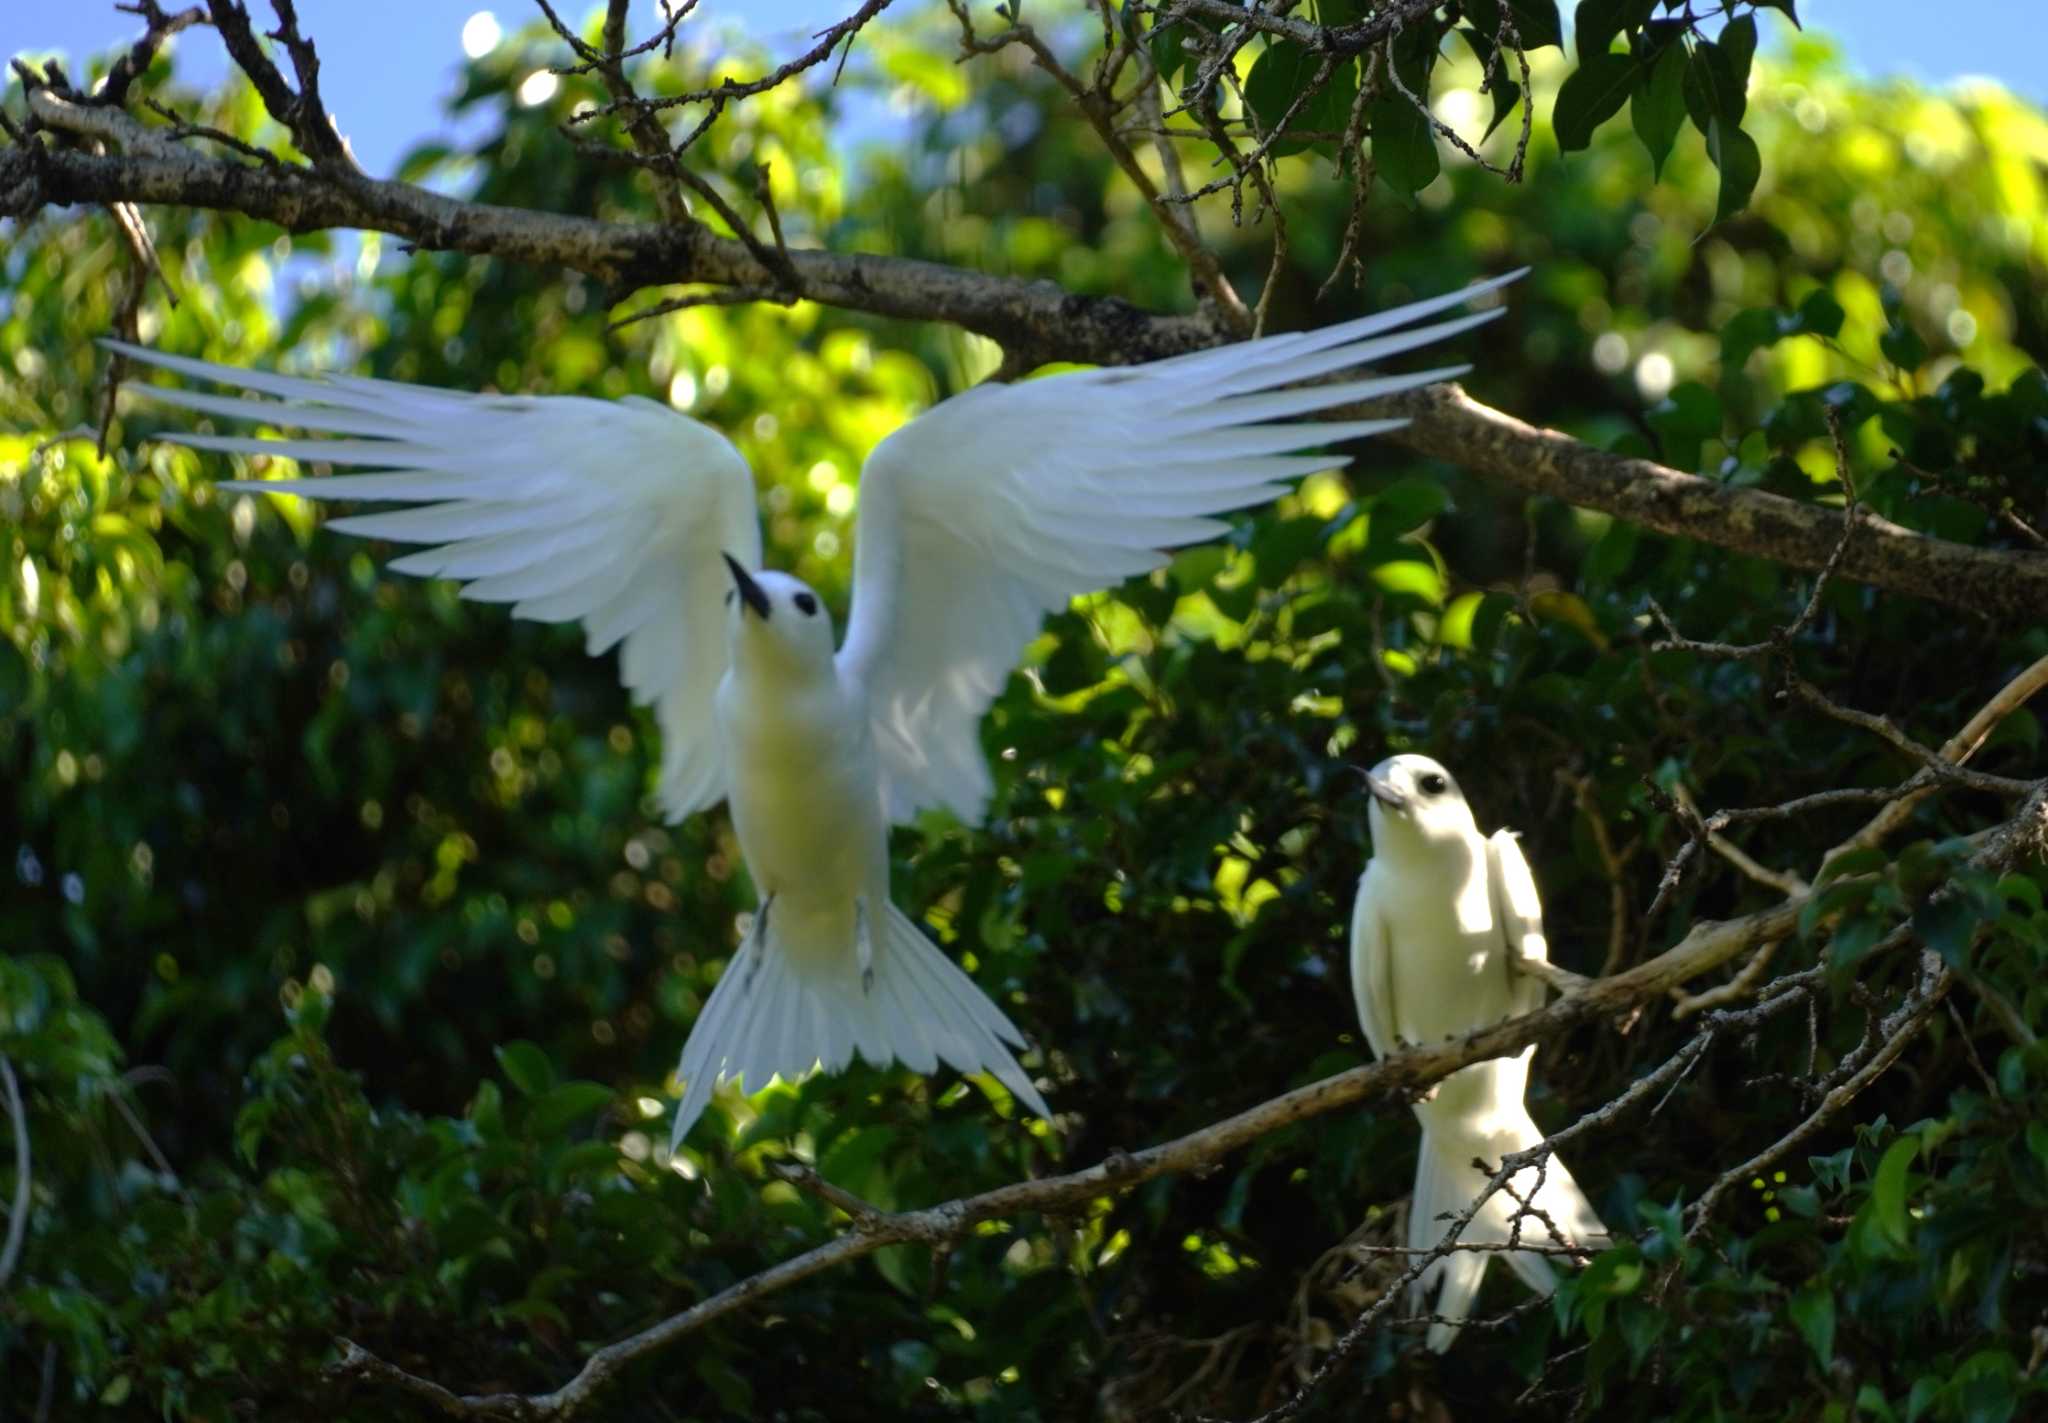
[1419,773,1448,795]
[794,592,819,616]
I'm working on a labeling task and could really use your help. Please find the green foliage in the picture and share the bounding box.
[2,9,2046,1422]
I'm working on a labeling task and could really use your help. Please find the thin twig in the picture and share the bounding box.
[0,1057,30,1291]
[1688,952,1952,1239]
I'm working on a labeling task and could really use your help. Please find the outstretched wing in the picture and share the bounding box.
[111,340,761,821]
[836,272,1524,825]
[1485,828,1550,1019]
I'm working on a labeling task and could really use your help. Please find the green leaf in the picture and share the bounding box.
[1244,42,1358,157]
[1554,51,1636,152]
[1830,913,1888,971]
[1912,894,1978,966]
[1372,477,1452,536]
[1796,288,1846,339]
[1720,14,1758,96]
[1150,22,1190,85]
[1872,1135,1919,1247]
[1573,0,1639,60]
[1582,518,1638,586]
[1683,39,1746,136]
[1706,116,1761,223]
[1722,306,1785,370]
[1369,91,1441,194]
[2025,1121,2048,1170]
[471,1078,506,1139]
[1580,1243,1646,1297]
[495,1039,556,1096]
[1464,0,1563,51]
[1647,380,1723,469]
[1754,0,1801,27]
[527,1081,615,1137]
[1788,1281,1836,1365]
[1882,319,1929,372]
[1630,38,1686,177]
[1457,26,1523,137]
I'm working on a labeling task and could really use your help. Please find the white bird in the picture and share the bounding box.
[1348,753,1607,1352]
[107,271,1520,1148]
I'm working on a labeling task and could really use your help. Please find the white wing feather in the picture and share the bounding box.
[109,340,761,821]
[1348,861,1400,1062]
[837,272,1524,825]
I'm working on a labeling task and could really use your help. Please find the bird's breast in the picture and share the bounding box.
[1382,854,1514,1046]
[716,673,884,902]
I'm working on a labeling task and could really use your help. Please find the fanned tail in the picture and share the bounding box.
[1408,1103,1608,1353]
[670,902,1050,1149]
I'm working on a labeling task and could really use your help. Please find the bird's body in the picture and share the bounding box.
[110,270,1522,1147]
[715,581,886,933]
[1349,753,1607,1351]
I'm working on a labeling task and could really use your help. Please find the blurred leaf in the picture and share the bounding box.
[495,1040,556,1097]
[527,1081,614,1137]
[1555,52,1636,152]
[1630,39,1687,178]
[1706,116,1761,223]
[1789,1280,1836,1364]
[1873,1135,1919,1247]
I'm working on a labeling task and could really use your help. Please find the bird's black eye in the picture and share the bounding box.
[793,592,818,616]
[1419,773,1448,796]
[724,589,735,605]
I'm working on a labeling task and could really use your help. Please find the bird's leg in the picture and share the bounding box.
[854,898,875,995]
[744,894,776,991]
[1510,947,1592,997]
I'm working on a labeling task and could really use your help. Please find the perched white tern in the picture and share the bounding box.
[1348,753,1608,1351]
[109,271,1520,1148]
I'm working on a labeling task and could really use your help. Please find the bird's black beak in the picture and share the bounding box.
[1362,771,1409,810]
[722,552,771,621]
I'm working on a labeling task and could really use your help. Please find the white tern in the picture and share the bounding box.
[108,270,1521,1147]
[1349,753,1608,1351]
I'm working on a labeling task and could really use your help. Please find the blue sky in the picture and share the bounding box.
[18,0,2044,179]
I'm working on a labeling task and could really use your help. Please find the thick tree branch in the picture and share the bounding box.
[12,92,2048,623]
[1374,382,2048,623]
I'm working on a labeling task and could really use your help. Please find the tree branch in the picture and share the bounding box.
[0,1056,31,1293]
[12,117,2047,619]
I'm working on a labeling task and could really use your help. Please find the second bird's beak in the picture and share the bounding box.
[722,552,772,621]
[1362,772,1409,811]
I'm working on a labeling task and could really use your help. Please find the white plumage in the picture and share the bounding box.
[1349,753,1608,1352]
[109,270,1521,1145]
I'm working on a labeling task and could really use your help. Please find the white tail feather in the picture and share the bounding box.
[670,902,1049,1149]
[1409,1101,1609,1353]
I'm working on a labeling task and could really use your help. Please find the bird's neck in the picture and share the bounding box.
[1376,828,1480,875]
[728,639,839,700]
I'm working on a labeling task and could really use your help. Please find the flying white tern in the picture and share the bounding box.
[1349,753,1608,1351]
[109,270,1520,1148]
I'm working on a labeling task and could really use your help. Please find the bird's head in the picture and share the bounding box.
[721,554,836,673]
[1359,753,1479,851]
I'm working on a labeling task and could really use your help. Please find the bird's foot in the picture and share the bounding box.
[854,898,875,994]
[743,894,776,991]
[1511,949,1592,997]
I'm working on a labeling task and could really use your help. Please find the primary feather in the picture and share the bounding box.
[838,272,1524,826]
[107,340,759,821]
